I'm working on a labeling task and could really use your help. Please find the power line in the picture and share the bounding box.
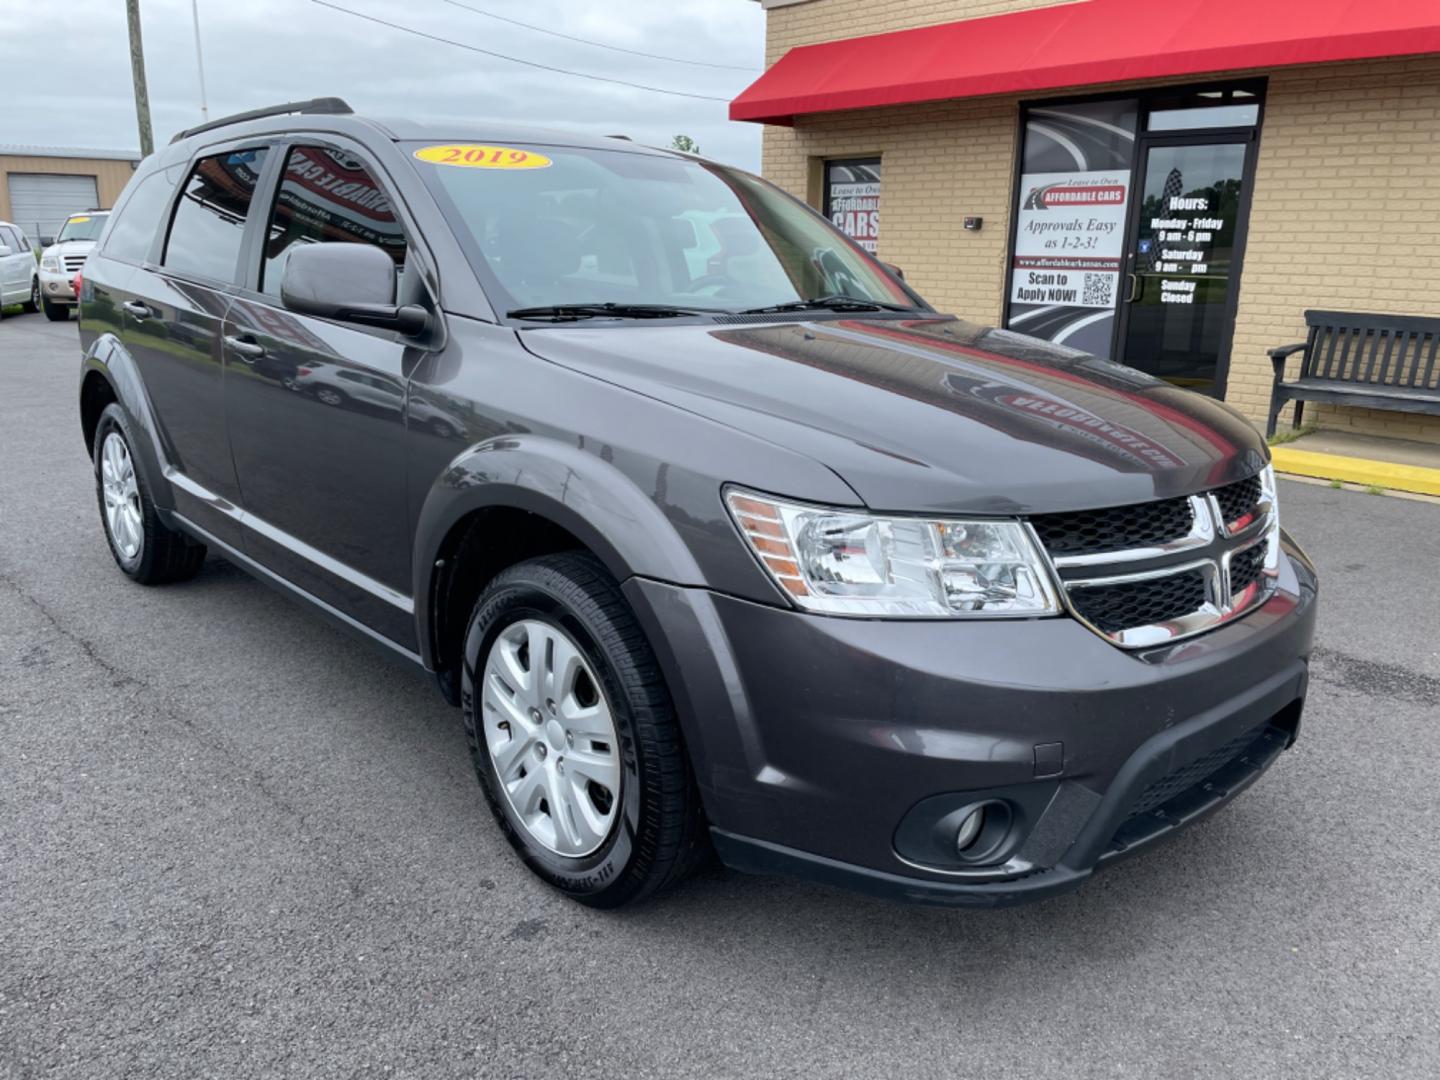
[310,0,734,102]
[440,0,757,71]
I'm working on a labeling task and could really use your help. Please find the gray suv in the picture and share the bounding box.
[76,99,1317,908]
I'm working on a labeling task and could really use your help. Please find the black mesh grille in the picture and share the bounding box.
[1213,474,1263,527]
[1031,497,1193,558]
[1070,570,1207,635]
[1229,543,1268,595]
[1127,725,1266,818]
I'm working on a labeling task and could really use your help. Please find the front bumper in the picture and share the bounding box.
[624,532,1317,907]
[39,268,77,302]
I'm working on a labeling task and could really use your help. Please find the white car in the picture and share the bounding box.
[0,220,40,316]
[38,210,109,321]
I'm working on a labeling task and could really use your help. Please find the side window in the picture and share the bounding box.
[162,147,269,282]
[260,145,407,297]
[0,226,19,250]
[104,165,182,265]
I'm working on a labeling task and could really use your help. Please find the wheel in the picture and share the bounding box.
[315,386,345,407]
[42,295,69,321]
[22,277,40,313]
[93,404,206,584]
[462,552,706,907]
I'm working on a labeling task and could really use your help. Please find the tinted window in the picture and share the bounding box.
[260,146,406,297]
[1,225,24,250]
[163,148,269,282]
[104,165,182,265]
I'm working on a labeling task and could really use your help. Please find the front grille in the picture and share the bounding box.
[1213,474,1262,528]
[1229,542,1267,595]
[62,255,86,273]
[1030,496,1193,558]
[1069,570,1208,635]
[1126,724,1267,819]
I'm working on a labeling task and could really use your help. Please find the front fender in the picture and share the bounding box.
[80,332,175,513]
[413,433,711,667]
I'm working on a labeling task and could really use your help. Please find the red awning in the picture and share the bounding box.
[731,0,1440,124]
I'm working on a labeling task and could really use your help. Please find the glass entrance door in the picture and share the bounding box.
[1118,137,1252,395]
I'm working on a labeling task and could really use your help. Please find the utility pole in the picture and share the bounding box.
[125,0,155,157]
[191,0,210,121]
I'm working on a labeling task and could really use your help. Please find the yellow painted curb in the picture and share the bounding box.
[1270,446,1440,497]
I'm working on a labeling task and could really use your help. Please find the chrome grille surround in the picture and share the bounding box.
[1031,469,1281,649]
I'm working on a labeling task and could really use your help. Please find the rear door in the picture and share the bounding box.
[123,142,275,547]
[221,138,417,645]
[0,225,31,303]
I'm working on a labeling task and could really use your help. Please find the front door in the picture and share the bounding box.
[1117,135,1255,396]
[221,140,416,646]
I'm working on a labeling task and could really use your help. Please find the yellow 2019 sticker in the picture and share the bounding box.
[414,145,552,170]
[68,215,91,223]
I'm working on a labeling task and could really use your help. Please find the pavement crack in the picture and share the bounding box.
[1310,645,1440,707]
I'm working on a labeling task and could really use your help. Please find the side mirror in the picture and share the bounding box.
[39,235,54,247]
[280,242,428,336]
[0,245,12,258]
[882,261,905,280]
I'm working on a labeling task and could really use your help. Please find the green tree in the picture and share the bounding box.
[670,134,701,154]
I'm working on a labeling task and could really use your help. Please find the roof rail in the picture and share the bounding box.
[169,97,353,145]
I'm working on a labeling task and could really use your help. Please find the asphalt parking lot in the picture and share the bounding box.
[3,313,1438,1079]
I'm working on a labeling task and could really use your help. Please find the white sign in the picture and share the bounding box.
[1010,170,1130,310]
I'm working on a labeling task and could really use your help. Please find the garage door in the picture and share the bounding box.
[7,173,99,243]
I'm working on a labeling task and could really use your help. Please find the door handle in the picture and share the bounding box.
[122,300,152,320]
[224,335,267,362]
[1124,273,1140,303]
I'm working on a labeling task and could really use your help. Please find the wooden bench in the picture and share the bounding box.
[1267,310,1440,437]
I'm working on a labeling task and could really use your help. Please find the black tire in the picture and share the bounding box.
[22,277,40,314]
[93,403,207,585]
[42,295,69,321]
[461,552,706,908]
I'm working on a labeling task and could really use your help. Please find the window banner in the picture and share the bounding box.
[1006,101,1138,358]
[825,159,881,255]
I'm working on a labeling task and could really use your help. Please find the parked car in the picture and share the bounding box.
[76,99,1317,909]
[0,220,40,315]
[39,210,109,320]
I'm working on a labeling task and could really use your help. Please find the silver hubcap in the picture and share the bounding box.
[481,619,621,857]
[100,432,143,561]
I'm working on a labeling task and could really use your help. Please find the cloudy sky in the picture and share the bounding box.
[0,0,766,167]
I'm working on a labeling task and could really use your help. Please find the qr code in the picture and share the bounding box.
[1083,273,1114,307]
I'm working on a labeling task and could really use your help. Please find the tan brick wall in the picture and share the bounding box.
[763,98,1018,322]
[1228,56,1440,444]
[753,0,1440,444]
[765,0,1063,64]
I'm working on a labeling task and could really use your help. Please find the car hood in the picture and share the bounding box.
[43,239,97,259]
[516,316,1269,516]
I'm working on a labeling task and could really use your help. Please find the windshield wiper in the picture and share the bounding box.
[738,294,919,315]
[507,302,722,322]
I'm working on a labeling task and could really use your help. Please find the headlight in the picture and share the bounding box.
[40,255,60,272]
[725,488,1061,618]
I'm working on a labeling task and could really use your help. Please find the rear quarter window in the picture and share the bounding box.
[162,148,269,282]
[103,165,183,265]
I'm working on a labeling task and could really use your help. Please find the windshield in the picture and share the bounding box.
[408,142,923,316]
[57,214,108,243]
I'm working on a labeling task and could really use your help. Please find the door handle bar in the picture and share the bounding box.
[224,335,266,362]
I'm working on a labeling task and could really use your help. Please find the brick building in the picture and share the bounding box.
[734,0,1440,443]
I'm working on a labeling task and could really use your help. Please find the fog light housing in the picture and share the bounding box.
[954,806,986,852]
[940,800,1014,866]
